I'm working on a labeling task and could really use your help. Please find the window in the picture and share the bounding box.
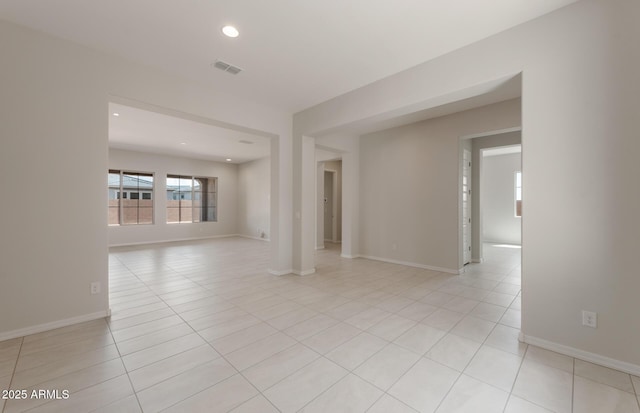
[108,170,154,225]
[166,175,217,223]
[515,171,522,217]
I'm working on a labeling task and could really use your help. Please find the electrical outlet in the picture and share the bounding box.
[582,310,597,328]
[91,282,101,295]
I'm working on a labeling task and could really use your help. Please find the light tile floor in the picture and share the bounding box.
[1,238,639,412]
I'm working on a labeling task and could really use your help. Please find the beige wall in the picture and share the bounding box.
[359,99,521,272]
[237,157,271,240]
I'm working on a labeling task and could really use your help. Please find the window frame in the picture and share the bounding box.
[166,175,218,224]
[108,169,155,226]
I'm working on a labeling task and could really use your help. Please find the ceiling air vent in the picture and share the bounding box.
[213,60,243,75]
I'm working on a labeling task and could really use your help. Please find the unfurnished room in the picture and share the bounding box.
[1,0,639,412]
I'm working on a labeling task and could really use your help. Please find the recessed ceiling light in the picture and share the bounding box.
[222,25,239,38]
[226,158,232,162]
[180,142,187,145]
[112,112,120,117]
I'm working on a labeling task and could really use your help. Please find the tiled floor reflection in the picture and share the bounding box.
[1,239,638,412]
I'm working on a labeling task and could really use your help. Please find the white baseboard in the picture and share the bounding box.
[109,234,239,248]
[293,268,316,276]
[316,245,325,250]
[268,268,293,276]
[471,258,484,263]
[341,254,359,259]
[0,310,110,342]
[522,333,640,376]
[359,255,461,274]
[237,234,270,242]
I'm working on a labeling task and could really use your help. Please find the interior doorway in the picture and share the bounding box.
[316,158,342,250]
[324,170,336,242]
[460,129,521,265]
[481,145,522,247]
[462,149,472,265]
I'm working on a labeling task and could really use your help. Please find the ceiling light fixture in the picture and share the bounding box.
[112,112,120,117]
[226,158,232,162]
[180,142,186,145]
[222,25,239,38]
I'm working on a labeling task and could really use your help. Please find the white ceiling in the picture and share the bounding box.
[109,103,270,163]
[1,0,578,112]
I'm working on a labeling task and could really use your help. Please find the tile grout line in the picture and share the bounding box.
[2,337,24,413]
[430,304,507,413]
[107,239,526,411]
[501,342,530,413]
[119,256,295,411]
[105,258,146,413]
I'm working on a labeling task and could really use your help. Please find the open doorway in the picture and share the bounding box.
[460,130,521,264]
[316,157,342,250]
[481,145,522,247]
[324,170,336,242]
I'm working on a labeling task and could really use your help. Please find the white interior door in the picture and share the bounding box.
[463,149,472,265]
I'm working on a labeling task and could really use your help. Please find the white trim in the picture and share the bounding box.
[0,310,110,342]
[341,254,359,259]
[293,268,316,276]
[237,234,270,242]
[471,258,484,263]
[359,255,461,274]
[460,126,522,140]
[109,234,240,247]
[268,268,293,276]
[316,246,325,250]
[522,334,640,376]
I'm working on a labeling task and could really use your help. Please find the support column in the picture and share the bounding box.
[269,135,293,275]
[340,147,359,258]
[292,134,317,275]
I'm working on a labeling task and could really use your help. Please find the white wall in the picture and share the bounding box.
[359,100,521,273]
[108,149,239,246]
[237,157,270,240]
[0,19,292,339]
[293,0,640,371]
[482,152,521,245]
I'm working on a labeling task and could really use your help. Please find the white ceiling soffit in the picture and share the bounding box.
[483,145,522,157]
[0,0,578,112]
[108,103,270,164]
[318,74,522,137]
